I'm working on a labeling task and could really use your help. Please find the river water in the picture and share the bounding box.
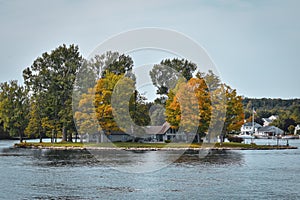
[0,139,299,200]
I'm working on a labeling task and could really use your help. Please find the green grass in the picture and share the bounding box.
[109,142,201,148]
[15,142,201,149]
[215,142,258,148]
[14,141,295,150]
[15,142,84,148]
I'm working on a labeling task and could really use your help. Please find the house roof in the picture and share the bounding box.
[110,131,129,135]
[243,122,262,128]
[262,118,272,123]
[143,122,171,135]
[258,126,284,134]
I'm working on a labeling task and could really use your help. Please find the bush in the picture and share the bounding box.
[164,140,171,143]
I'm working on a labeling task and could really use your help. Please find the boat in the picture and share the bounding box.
[254,135,269,139]
[237,133,255,139]
[282,135,299,139]
[227,135,244,143]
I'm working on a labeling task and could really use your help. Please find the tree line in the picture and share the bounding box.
[0,44,246,142]
[244,98,300,134]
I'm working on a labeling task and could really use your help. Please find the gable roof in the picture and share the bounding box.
[143,122,171,135]
[258,126,284,134]
[243,122,262,128]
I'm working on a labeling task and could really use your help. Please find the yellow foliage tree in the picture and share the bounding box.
[165,77,211,136]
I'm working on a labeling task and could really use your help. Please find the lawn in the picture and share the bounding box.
[14,141,292,149]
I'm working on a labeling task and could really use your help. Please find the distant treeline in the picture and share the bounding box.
[243,98,300,111]
[243,98,300,133]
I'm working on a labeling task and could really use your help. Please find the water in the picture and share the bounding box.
[0,139,299,200]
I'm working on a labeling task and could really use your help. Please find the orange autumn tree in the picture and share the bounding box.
[74,87,99,141]
[75,70,150,139]
[165,89,181,130]
[74,71,123,138]
[166,72,245,142]
[94,71,123,135]
[165,76,211,137]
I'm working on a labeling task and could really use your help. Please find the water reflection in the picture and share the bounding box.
[175,150,244,166]
[0,141,244,172]
[32,149,98,167]
[16,148,245,171]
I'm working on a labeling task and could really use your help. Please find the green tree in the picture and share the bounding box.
[25,99,42,140]
[102,54,133,78]
[222,84,245,137]
[129,91,151,127]
[23,44,82,142]
[0,81,29,142]
[75,51,133,94]
[288,125,295,134]
[271,114,296,132]
[149,104,166,126]
[291,105,300,124]
[150,58,197,103]
[199,70,221,91]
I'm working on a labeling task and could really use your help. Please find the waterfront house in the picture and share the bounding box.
[83,122,192,143]
[262,115,278,127]
[262,118,272,127]
[257,126,284,137]
[240,122,262,135]
[143,122,192,142]
[83,131,133,143]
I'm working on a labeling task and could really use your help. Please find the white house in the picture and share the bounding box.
[240,122,262,135]
[269,115,279,121]
[262,118,272,127]
[262,115,278,127]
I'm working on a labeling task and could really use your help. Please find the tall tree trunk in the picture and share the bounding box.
[55,131,57,143]
[62,126,67,141]
[19,131,23,143]
[68,131,72,142]
[39,128,42,143]
[75,132,78,143]
[39,135,42,143]
[51,129,54,143]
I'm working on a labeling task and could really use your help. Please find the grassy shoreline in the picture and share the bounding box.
[14,142,297,150]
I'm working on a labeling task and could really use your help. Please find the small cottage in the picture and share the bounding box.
[143,122,188,142]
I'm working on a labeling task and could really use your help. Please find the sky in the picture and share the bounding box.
[0,0,299,99]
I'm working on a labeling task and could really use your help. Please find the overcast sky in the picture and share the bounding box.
[0,0,299,99]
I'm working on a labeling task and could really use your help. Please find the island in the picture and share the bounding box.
[14,142,297,151]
